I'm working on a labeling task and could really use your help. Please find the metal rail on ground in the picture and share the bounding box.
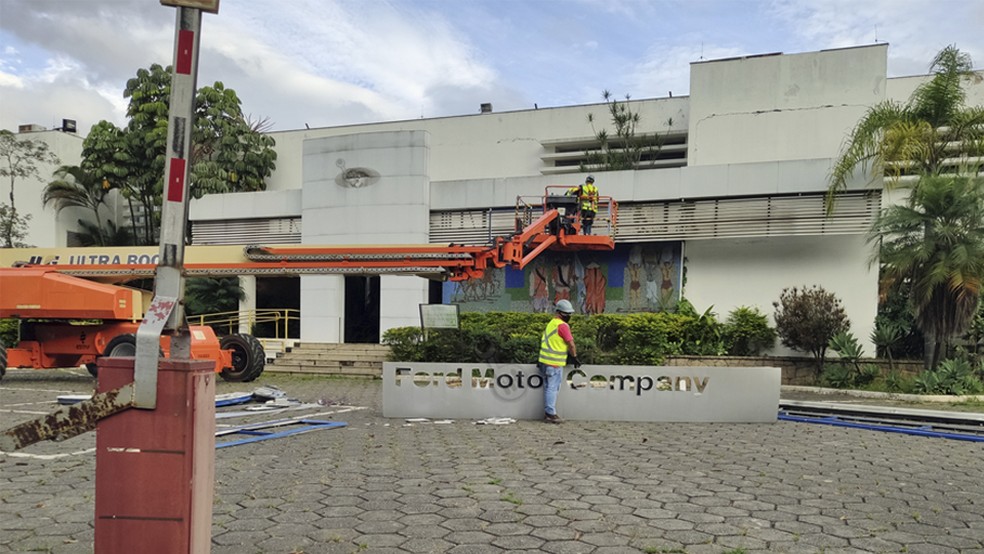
[779,399,984,442]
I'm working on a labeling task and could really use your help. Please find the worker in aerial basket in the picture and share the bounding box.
[567,175,600,235]
[537,299,581,424]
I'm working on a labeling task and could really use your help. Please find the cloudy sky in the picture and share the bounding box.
[1,0,981,135]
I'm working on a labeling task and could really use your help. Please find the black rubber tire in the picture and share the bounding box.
[219,333,265,382]
[90,334,162,378]
[0,338,6,380]
[104,333,138,357]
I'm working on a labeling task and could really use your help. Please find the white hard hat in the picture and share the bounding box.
[555,299,574,314]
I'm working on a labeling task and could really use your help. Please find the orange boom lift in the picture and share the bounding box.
[0,189,616,382]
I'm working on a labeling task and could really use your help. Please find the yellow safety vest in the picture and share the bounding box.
[568,184,599,212]
[581,183,599,212]
[538,318,569,366]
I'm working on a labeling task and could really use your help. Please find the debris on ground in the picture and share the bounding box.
[474,417,516,425]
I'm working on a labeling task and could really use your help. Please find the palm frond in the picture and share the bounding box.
[826,101,910,213]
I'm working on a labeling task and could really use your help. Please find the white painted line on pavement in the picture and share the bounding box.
[0,386,82,394]
[0,447,96,460]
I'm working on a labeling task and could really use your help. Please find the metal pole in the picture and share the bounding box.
[133,6,202,409]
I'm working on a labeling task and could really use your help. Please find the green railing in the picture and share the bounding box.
[190,308,300,339]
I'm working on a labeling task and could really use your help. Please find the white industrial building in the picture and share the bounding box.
[7,44,984,353]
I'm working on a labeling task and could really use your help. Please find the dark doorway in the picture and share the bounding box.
[345,275,380,343]
[428,279,444,304]
[255,277,300,339]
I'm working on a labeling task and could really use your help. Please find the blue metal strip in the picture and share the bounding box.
[778,413,984,442]
[216,419,347,449]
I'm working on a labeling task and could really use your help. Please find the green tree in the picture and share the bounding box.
[185,277,246,317]
[773,286,850,378]
[827,45,984,210]
[82,120,139,241]
[722,306,777,356]
[0,130,59,247]
[73,219,134,247]
[869,175,984,369]
[81,64,278,245]
[582,90,664,172]
[43,165,126,246]
[0,204,31,248]
[192,84,277,196]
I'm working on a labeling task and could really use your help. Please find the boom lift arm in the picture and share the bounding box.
[4,195,616,284]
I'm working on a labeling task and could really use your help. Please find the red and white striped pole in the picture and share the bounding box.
[94,3,219,553]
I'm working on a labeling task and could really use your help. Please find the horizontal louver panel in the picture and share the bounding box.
[615,192,877,242]
[192,218,302,246]
[429,209,520,245]
[429,192,878,244]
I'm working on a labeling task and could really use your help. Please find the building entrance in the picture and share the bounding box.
[344,276,380,343]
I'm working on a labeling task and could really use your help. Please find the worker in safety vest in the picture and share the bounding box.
[537,299,580,424]
[567,175,600,235]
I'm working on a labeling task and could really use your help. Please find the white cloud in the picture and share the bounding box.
[2,0,980,136]
[0,70,24,89]
[769,0,984,76]
[629,44,747,99]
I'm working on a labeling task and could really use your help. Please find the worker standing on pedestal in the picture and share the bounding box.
[568,176,599,235]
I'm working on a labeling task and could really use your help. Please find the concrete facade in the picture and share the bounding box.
[1,129,83,248]
[299,131,432,341]
[8,44,984,353]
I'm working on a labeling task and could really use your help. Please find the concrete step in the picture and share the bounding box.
[264,363,381,377]
[292,342,390,351]
[287,348,389,358]
[257,338,300,361]
[275,352,387,363]
[265,341,388,378]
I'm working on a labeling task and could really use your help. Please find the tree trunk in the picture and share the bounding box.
[923,335,945,370]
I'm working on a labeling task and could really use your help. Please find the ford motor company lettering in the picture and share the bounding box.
[383,362,780,423]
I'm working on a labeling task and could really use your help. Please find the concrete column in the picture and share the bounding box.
[238,275,256,334]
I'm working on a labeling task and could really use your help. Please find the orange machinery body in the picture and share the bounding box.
[0,268,231,372]
[0,190,617,374]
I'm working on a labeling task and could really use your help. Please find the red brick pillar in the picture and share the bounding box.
[95,357,216,553]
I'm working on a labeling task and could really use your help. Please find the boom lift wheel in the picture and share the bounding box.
[219,333,265,382]
[0,338,6,380]
[87,333,162,378]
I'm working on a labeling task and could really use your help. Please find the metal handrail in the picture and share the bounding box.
[191,308,300,339]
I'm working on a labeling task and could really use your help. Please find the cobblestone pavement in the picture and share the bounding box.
[2,369,983,554]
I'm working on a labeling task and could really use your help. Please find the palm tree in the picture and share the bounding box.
[185,277,247,317]
[868,175,984,369]
[74,219,134,247]
[43,165,115,245]
[827,45,984,210]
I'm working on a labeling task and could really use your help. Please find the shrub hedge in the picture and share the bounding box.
[382,305,774,364]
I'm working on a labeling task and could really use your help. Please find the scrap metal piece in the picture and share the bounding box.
[215,418,346,449]
[0,383,134,452]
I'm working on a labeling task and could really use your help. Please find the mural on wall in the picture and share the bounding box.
[443,242,683,314]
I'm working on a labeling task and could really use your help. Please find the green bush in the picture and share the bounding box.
[820,364,854,389]
[0,318,19,346]
[382,309,732,365]
[821,330,882,389]
[722,307,776,356]
[382,327,425,361]
[773,286,850,378]
[911,357,984,395]
[884,370,914,393]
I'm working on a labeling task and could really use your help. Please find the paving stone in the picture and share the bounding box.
[579,531,629,547]
[3,375,983,554]
[444,530,496,544]
[491,534,547,549]
[541,539,597,554]
[212,530,271,546]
